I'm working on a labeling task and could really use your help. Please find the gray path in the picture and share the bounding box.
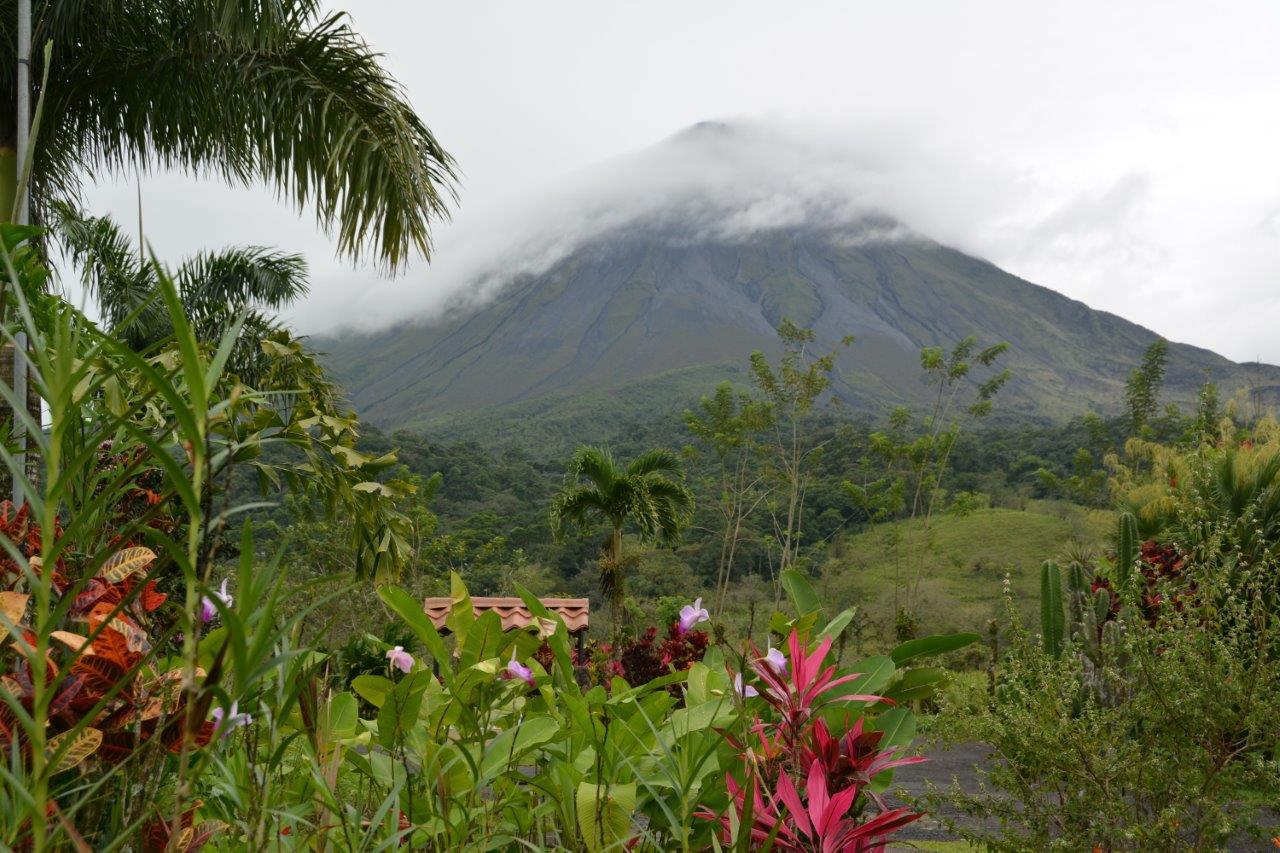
[887,741,989,844]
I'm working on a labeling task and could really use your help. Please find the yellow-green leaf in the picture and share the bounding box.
[48,727,102,773]
[0,592,28,642]
[576,781,635,853]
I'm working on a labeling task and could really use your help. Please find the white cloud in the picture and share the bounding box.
[76,0,1280,362]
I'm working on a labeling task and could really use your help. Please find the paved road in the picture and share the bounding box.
[886,741,990,843]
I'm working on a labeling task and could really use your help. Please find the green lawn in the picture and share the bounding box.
[814,502,1113,642]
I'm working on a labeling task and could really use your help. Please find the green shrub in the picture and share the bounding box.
[933,569,1280,850]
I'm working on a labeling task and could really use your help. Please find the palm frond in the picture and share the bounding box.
[625,447,682,478]
[175,247,308,321]
[49,201,164,347]
[549,487,612,540]
[26,0,457,270]
[567,445,620,495]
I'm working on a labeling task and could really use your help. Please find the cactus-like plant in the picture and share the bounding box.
[1039,561,1064,658]
[1116,511,1139,589]
[1037,545,1132,706]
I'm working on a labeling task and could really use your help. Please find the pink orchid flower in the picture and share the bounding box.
[211,700,252,738]
[734,672,759,698]
[677,597,710,634]
[503,650,535,687]
[199,578,232,623]
[762,645,788,673]
[386,646,414,674]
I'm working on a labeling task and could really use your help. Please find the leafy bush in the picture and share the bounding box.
[939,545,1280,850]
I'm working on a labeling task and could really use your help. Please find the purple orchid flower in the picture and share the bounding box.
[503,650,535,687]
[733,672,758,698]
[386,645,414,673]
[677,597,710,635]
[762,645,788,673]
[211,700,252,738]
[199,578,232,623]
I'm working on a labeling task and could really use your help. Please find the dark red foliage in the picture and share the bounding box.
[617,624,709,693]
[94,441,179,549]
[532,623,710,693]
[1137,540,1191,622]
[0,501,68,589]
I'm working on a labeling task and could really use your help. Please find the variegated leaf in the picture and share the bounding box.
[48,727,102,773]
[98,547,156,583]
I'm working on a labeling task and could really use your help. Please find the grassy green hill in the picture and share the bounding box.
[810,502,1114,642]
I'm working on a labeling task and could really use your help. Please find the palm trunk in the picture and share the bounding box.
[602,524,625,628]
[0,88,37,501]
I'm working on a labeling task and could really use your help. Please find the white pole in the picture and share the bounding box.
[11,0,29,504]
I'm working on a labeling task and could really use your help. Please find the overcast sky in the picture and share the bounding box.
[82,1,1280,362]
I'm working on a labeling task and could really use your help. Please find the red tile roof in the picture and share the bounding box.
[422,596,590,634]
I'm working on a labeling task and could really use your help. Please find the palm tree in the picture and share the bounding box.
[54,203,307,386]
[0,0,456,269]
[550,446,694,618]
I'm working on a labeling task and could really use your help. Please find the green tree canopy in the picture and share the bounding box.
[1125,339,1168,436]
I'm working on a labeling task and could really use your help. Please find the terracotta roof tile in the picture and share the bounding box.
[422,596,590,633]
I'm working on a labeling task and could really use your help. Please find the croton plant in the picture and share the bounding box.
[0,501,219,849]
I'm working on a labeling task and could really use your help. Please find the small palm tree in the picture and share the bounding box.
[55,203,306,386]
[550,446,694,618]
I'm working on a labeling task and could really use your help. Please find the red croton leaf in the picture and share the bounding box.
[139,580,168,613]
[71,654,129,700]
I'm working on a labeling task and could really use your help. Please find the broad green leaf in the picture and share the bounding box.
[480,716,561,780]
[668,698,735,740]
[845,655,895,696]
[351,674,395,709]
[458,610,504,669]
[883,666,949,703]
[890,632,981,665]
[327,692,359,737]
[819,606,857,640]
[576,781,636,853]
[780,569,820,616]
[447,572,475,641]
[377,671,432,749]
[872,706,916,750]
[377,584,452,682]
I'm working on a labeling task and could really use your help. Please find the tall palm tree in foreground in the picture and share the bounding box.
[54,203,307,386]
[551,446,694,620]
[0,0,456,269]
